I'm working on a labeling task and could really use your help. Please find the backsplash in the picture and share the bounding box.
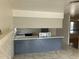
[16,28,41,34]
[15,28,63,36]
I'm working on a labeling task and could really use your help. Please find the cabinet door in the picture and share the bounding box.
[14,38,63,54]
[14,40,32,54]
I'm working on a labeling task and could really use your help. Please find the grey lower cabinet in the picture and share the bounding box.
[14,38,63,54]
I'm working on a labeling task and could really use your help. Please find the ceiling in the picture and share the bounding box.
[13,0,70,12]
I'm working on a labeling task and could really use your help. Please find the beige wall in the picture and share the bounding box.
[0,0,13,33]
[0,0,13,59]
[0,31,14,59]
[13,17,63,28]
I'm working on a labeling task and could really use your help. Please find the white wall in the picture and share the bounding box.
[13,17,63,28]
[0,0,13,59]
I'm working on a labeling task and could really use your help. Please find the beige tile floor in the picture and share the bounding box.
[14,47,79,59]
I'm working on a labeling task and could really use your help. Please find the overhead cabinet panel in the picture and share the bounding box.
[13,17,63,28]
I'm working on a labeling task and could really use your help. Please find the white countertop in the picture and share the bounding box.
[14,36,64,40]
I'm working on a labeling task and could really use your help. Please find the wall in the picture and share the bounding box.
[49,28,56,36]
[63,5,70,45]
[13,17,63,28]
[0,0,13,59]
[56,28,63,36]
[0,0,13,33]
[16,28,64,36]
[0,31,14,59]
[16,28,41,34]
[16,28,56,36]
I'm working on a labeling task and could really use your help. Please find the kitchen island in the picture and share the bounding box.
[14,36,64,54]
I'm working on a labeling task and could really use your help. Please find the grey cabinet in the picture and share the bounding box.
[14,38,63,54]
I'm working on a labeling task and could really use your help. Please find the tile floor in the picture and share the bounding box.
[14,47,79,59]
